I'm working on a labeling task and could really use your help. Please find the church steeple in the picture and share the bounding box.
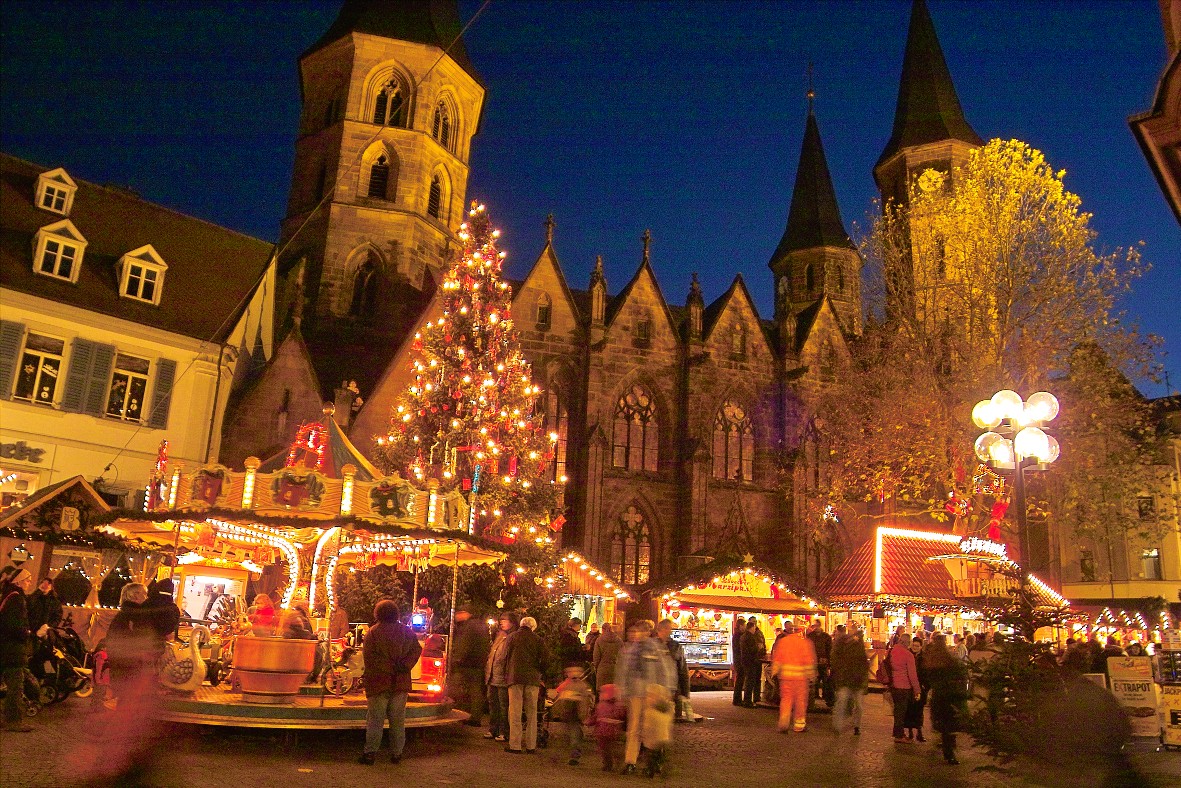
[769,93,861,338]
[874,0,982,204]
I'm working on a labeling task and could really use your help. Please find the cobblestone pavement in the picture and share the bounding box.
[1,691,1177,787]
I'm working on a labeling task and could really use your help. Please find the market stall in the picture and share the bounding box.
[816,526,1069,677]
[656,560,823,689]
[552,551,630,631]
[1066,601,1180,650]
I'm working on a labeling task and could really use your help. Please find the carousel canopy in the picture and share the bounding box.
[257,410,382,481]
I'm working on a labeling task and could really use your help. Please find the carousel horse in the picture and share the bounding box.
[159,625,210,693]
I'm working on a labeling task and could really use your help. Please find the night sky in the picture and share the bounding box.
[2,1,1177,394]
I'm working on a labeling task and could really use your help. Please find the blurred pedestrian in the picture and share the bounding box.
[359,600,422,765]
[559,617,586,669]
[769,622,817,733]
[587,683,625,771]
[279,600,315,639]
[585,623,602,659]
[554,664,593,765]
[0,566,34,732]
[144,578,180,641]
[654,619,691,718]
[592,622,622,689]
[484,611,518,742]
[616,620,677,777]
[807,621,832,706]
[924,633,969,765]
[451,606,490,727]
[830,622,868,735]
[504,615,545,754]
[248,593,278,636]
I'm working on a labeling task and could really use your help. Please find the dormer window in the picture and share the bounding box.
[635,318,652,348]
[33,219,87,283]
[535,294,552,331]
[118,245,167,305]
[35,168,78,216]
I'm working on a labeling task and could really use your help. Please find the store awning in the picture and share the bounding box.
[657,560,823,616]
[558,552,630,601]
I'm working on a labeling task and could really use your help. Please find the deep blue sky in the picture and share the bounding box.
[2,1,1177,394]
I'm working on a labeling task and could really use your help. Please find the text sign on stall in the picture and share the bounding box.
[695,573,779,599]
[1160,684,1181,747]
[1107,656,1158,737]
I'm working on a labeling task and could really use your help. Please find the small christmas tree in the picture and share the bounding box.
[373,202,562,543]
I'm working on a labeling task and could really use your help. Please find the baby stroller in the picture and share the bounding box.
[536,681,554,749]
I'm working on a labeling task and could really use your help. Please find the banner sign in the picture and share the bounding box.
[1107,656,1158,737]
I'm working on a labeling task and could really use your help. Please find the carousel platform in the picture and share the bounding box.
[155,686,467,730]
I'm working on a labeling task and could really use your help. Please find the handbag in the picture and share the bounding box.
[641,684,674,748]
[874,653,893,687]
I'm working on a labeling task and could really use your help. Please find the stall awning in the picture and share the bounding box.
[657,560,823,616]
[558,553,630,601]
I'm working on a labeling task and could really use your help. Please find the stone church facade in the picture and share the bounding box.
[221,0,983,589]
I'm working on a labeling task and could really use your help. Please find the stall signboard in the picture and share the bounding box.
[1107,656,1159,737]
[1160,684,1181,748]
[1161,629,1181,652]
[693,573,779,599]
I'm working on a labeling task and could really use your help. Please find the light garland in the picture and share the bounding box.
[308,525,340,612]
[202,518,300,608]
[558,552,631,600]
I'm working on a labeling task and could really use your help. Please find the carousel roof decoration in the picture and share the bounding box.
[654,557,822,615]
[551,552,631,601]
[258,405,383,481]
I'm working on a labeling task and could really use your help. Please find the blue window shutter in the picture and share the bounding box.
[147,357,177,429]
[0,320,26,399]
[60,338,96,413]
[82,343,116,416]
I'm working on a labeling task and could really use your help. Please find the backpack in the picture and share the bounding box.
[874,651,894,687]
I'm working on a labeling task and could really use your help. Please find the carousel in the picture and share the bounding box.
[103,407,506,730]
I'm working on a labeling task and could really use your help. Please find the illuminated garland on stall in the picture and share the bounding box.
[202,518,300,608]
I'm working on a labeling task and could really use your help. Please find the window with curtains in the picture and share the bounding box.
[610,505,650,585]
[612,384,658,471]
[713,401,754,481]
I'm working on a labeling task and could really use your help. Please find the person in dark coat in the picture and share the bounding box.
[360,600,423,765]
[144,578,181,641]
[558,617,586,668]
[830,622,869,734]
[485,612,518,742]
[104,582,156,706]
[732,616,747,706]
[904,636,928,741]
[740,619,766,706]
[504,615,545,753]
[450,607,490,726]
[806,621,833,704]
[27,576,63,635]
[655,619,691,717]
[1098,637,1126,680]
[584,623,601,659]
[592,622,623,689]
[0,566,34,732]
[924,634,969,765]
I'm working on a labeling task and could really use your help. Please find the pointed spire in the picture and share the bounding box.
[544,213,555,245]
[641,229,651,265]
[687,272,703,306]
[304,0,481,85]
[590,254,606,288]
[770,102,853,264]
[877,0,982,168]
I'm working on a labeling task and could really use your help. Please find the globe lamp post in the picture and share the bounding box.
[972,390,1061,568]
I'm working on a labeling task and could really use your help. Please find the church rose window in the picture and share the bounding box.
[613,384,658,471]
[713,401,753,481]
[611,505,650,585]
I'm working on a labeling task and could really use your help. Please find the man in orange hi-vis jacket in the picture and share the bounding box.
[770,622,817,733]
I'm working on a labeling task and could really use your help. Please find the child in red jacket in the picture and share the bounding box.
[586,683,625,771]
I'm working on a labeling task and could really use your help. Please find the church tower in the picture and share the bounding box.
[278,0,485,340]
[873,0,981,208]
[768,97,861,341]
[873,0,981,323]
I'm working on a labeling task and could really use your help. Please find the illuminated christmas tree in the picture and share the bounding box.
[373,202,562,543]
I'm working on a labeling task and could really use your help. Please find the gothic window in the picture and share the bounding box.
[372,80,406,127]
[730,324,746,359]
[535,293,552,330]
[819,340,836,382]
[432,100,452,150]
[349,255,379,318]
[610,505,651,585]
[613,384,658,471]
[713,401,754,482]
[634,318,652,348]
[805,264,815,293]
[428,174,444,220]
[539,388,568,483]
[368,155,390,199]
[836,266,845,293]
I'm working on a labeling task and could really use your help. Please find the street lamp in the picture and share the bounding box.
[972,389,1061,568]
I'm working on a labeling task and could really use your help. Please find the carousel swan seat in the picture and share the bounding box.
[160,625,211,693]
[233,635,318,704]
